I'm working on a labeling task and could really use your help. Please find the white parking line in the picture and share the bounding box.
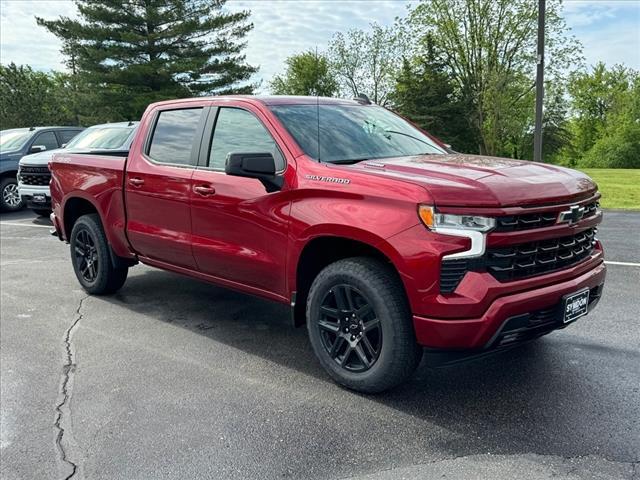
[605,261,640,267]
[0,222,52,229]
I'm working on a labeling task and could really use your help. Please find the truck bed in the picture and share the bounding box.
[49,151,131,258]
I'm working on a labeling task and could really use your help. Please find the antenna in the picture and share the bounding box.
[316,95,321,161]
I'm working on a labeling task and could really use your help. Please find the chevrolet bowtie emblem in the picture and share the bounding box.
[558,205,585,225]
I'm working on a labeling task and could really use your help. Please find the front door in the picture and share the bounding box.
[190,105,291,297]
[125,106,207,269]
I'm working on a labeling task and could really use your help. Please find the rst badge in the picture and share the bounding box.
[557,205,585,225]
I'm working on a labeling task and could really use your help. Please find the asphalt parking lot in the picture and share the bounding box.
[1,210,638,480]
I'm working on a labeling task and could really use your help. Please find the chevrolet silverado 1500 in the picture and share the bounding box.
[49,96,605,392]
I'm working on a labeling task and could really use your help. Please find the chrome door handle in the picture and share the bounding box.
[194,185,215,196]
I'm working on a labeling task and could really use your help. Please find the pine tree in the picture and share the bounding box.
[37,0,257,120]
[390,39,477,153]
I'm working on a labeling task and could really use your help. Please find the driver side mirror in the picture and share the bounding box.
[29,145,46,154]
[225,152,283,192]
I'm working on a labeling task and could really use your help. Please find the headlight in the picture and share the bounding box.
[418,205,495,232]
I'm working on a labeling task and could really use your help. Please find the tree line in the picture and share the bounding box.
[1,0,638,168]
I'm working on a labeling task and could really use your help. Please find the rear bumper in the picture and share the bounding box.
[413,260,606,349]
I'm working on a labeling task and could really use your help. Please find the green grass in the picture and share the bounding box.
[579,169,640,210]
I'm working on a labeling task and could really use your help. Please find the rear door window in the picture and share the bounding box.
[147,108,204,166]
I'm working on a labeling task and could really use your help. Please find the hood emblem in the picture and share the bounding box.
[558,205,585,225]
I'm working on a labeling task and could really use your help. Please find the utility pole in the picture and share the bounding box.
[533,0,545,162]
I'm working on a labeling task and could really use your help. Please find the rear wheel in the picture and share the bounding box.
[0,177,23,212]
[70,214,128,294]
[306,257,422,393]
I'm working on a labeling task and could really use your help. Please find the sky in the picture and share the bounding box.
[1,0,639,92]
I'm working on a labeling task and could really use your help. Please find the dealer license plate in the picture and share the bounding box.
[562,289,589,324]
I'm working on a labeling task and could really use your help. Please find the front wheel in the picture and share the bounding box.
[0,177,23,212]
[70,214,128,294]
[306,257,422,393]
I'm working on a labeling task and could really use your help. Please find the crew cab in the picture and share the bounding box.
[18,121,138,216]
[49,96,605,393]
[0,126,83,211]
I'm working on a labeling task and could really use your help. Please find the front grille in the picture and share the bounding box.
[19,166,51,186]
[487,228,597,282]
[495,201,599,232]
[440,227,597,292]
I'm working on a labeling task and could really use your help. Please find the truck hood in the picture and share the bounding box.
[350,154,597,207]
[19,148,61,166]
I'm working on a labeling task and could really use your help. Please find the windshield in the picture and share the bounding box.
[66,126,134,150]
[0,130,33,151]
[270,104,446,163]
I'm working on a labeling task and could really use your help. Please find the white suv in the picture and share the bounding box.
[18,121,139,216]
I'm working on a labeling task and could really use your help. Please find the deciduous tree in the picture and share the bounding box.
[270,51,338,96]
[407,0,582,158]
[328,23,408,105]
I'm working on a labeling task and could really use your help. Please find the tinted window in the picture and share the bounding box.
[209,108,284,171]
[33,131,59,150]
[270,104,445,163]
[59,130,82,144]
[148,108,203,165]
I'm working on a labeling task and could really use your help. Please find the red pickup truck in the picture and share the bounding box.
[50,96,605,392]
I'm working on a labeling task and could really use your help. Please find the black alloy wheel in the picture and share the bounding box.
[74,228,99,282]
[306,257,423,393]
[318,284,382,372]
[69,213,129,294]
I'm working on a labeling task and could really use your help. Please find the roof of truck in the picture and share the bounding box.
[148,95,368,110]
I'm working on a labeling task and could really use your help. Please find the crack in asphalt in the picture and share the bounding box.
[54,295,88,480]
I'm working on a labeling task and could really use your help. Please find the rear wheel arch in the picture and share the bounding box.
[292,235,409,326]
[63,197,135,271]
[63,196,100,240]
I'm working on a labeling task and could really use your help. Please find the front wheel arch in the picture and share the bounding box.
[293,235,409,327]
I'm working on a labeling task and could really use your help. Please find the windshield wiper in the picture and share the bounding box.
[382,130,436,146]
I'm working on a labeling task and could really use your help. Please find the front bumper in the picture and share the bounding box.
[413,260,606,349]
[18,184,51,209]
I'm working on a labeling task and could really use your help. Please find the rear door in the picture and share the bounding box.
[190,103,291,297]
[125,105,209,269]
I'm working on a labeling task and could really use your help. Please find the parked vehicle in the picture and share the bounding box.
[49,96,605,393]
[0,127,84,212]
[18,122,139,216]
